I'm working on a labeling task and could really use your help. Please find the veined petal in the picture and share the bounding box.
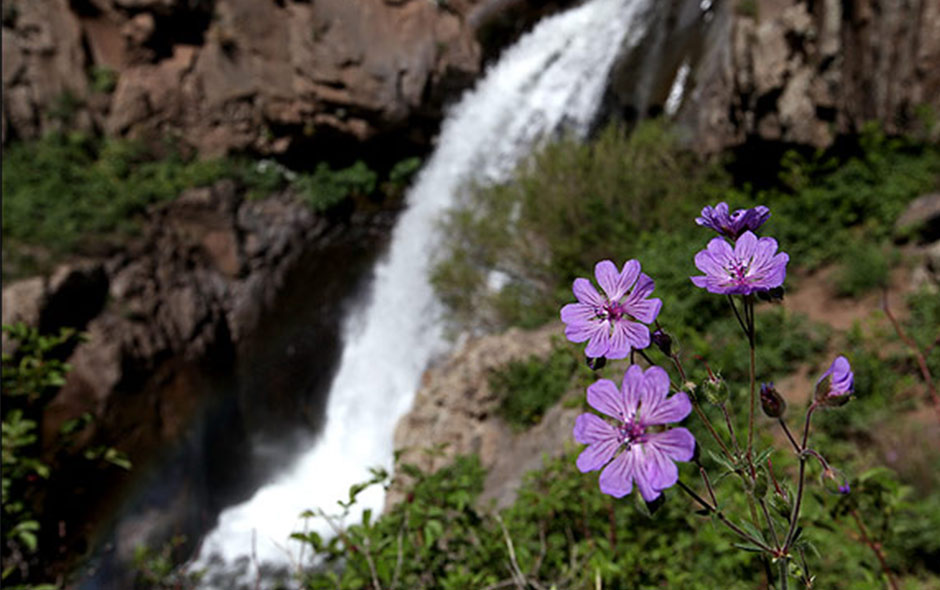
[642,391,691,426]
[563,314,604,343]
[637,366,671,422]
[573,278,604,307]
[626,272,655,301]
[576,438,621,472]
[625,296,661,324]
[631,446,661,502]
[734,231,758,263]
[646,428,696,462]
[595,260,628,301]
[573,412,618,444]
[586,380,627,420]
[641,440,680,495]
[621,320,650,350]
[620,364,645,417]
[584,323,611,358]
[598,446,638,498]
[606,320,631,359]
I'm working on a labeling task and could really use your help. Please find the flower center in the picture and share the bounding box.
[618,420,647,445]
[728,258,751,282]
[602,300,626,320]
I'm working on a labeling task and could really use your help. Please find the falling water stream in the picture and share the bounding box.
[197,0,656,580]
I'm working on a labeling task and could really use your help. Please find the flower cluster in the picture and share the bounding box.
[562,200,856,510]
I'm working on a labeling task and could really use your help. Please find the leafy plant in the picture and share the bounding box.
[491,347,578,430]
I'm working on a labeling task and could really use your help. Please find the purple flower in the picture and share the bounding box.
[690,231,789,295]
[814,356,854,406]
[560,260,662,360]
[573,365,696,501]
[696,202,771,239]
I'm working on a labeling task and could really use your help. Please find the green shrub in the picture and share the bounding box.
[833,240,894,298]
[491,347,578,430]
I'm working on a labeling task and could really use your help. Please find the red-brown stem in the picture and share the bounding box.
[882,290,940,424]
[849,508,900,590]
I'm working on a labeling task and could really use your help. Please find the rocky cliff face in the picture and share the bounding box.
[675,0,940,152]
[1,181,392,576]
[1,0,574,161]
[391,324,580,510]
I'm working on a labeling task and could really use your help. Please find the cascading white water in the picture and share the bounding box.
[198,0,654,576]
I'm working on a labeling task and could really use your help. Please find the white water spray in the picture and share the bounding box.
[198,0,654,576]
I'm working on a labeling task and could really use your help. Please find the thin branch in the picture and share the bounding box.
[849,508,900,590]
[882,290,940,424]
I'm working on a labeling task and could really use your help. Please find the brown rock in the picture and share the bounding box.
[390,323,573,509]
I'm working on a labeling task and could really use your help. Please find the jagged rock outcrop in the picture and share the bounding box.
[675,0,940,152]
[391,323,579,509]
[1,0,574,158]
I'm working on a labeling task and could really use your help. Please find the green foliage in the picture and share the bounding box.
[2,324,130,587]
[430,120,939,334]
[490,346,578,430]
[295,161,377,211]
[89,66,118,94]
[133,536,201,590]
[2,134,416,279]
[763,129,940,270]
[1,133,231,276]
[833,240,894,298]
[431,120,726,331]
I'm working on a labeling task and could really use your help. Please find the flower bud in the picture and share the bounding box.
[586,356,607,371]
[702,374,728,405]
[820,466,850,495]
[756,286,785,303]
[814,356,854,407]
[651,329,672,357]
[760,382,786,418]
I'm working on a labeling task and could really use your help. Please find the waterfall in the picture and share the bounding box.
[197,0,654,578]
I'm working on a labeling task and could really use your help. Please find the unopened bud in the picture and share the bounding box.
[651,329,672,357]
[756,286,785,303]
[820,466,850,495]
[760,382,786,418]
[702,374,729,405]
[586,356,607,371]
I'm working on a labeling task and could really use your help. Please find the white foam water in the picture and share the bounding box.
[197,0,655,581]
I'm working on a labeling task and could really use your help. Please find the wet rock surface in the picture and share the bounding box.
[1,180,393,582]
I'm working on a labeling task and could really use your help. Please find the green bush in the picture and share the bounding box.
[430,121,940,335]
[833,240,894,298]
[491,347,578,430]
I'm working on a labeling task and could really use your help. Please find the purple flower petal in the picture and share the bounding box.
[572,278,604,307]
[598,446,639,498]
[586,380,626,420]
[646,427,696,462]
[631,447,662,502]
[691,231,788,295]
[584,323,611,358]
[621,321,651,351]
[573,412,618,444]
[620,364,644,416]
[640,442,679,498]
[595,259,639,302]
[638,367,692,425]
[576,438,621,472]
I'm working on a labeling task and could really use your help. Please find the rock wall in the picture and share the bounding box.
[1,0,574,160]
[1,181,391,577]
[676,0,940,152]
[391,324,579,510]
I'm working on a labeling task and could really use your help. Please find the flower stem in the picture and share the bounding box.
[746,296,757,472]
[676,480,775,554]
[783,403,817,552]
[671,350,737,464]
[778,557,789,590]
